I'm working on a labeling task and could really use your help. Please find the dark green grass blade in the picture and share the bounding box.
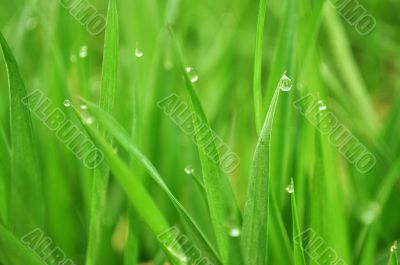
[0,223,44,265]
[0,32,44,236]
[253,0,269,133]
[85,0,119,264]
[242,82,281,265]
[79,100,222,265]
[289,179,306,265]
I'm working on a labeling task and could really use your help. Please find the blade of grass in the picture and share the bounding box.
[0,222,44,265]
[253,0,269,133]
[242,81,281,265]
[387,241,398,265]
[0,125,10,224]
[168,27,242,264]
[79,99,222,264]
[0,32,44,236]
[85,0,119,264]
[289,179,306,265]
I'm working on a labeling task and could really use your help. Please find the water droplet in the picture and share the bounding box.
[229,228,241,238]
[135,48,143,58]
[279,72,292,92]
[80,105,88,110]
[25,17,38,30]
[79,45,88,58]
[285,184,294,194]
[70,54,77,63]
[361,202,380,225]
[185,67,199,83]
[318,100,327,111]
[84,116,94,125]
[184,165,194,175]
[63,99,71,107]
[391,241,398,253]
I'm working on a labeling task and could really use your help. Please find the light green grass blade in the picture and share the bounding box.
[168,27,241,264]
[253,0,269,133]
[242,82,281,265]
[79,100,222,265]
[0,222,44,265]
[387,241,398,265]
[289,179,306,265]
[0,32,44,236]
[85,0,119,264]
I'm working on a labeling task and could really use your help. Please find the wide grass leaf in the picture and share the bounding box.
[0,32,44,235]
[242,81,281,265]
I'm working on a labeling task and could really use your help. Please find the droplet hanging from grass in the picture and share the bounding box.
[184,165,194,174]
[285,184,294,194]
[229,227,241,238]
[79,45,88,58]
[391,241,398,253]
[63,99,71,107]
[135,48,143,58]
[185,67,199,83]
[279,71,292,92]
[318,100,327,111]
[80,105,88,110]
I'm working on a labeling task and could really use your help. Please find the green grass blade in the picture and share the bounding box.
[85,0,119,264]
[289,179,306,265]
[387,241,398,265]
[253,0,269,133]
[242,81,281,265]
[0,222,44,265]
[0,125,10,224]
[0,32,44,236]
[79,100,222,264]
[168,27,241,264]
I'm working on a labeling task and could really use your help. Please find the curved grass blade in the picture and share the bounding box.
[168,27,242,264]
[79,100,222,265]
[0,32,44,236]
[0,125,10,224]
[0,223,44,265]
[241,81,281,265]
[85,0,119,264]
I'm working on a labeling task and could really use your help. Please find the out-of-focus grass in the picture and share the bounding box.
[0,0,399,264]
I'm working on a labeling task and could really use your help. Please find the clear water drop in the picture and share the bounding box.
[361,202,380,225]
[318,100,327,111]
[25,17,38,30]
[80,105,88,110]
[135,48,143,58]
[285,184,294,194]
[391,241,398,253]
[229,228,241,238]
[185,67,199,83]
[63,99,71,107]
[84,116,94,125]
[79,45,88,58]
[184,165,194,175]
[279,72,292,92]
